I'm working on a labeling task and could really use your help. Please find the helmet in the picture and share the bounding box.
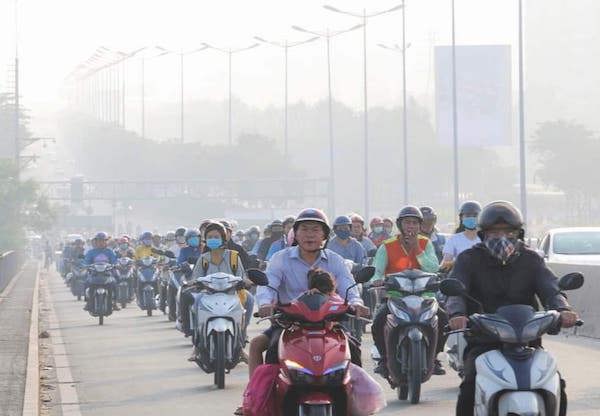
[165,231,176,241]
[74,238,85,245]
[248,225,260,234]
[117,237,128,245]
[350,214,365,225]
[420,206,437,221]
[94,231,109,241]
[270,220,284,231]
[333,215,352,228]
[383,217,394,226]
[282,215,296,226]
[204,221,227,241]
[140,231,153,240]
[184,229,200,239]
[370,217,384,227]
[459,201,482,217]
[175,227,187,237]
[235,230,245,237]
[220,220,233,232]
[293,208,331,239]
[478,201,524,232]
[396,205,424,228]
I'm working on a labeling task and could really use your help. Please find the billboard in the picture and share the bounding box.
[435,45,512,147]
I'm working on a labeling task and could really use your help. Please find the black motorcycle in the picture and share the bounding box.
[86,262,116,325]
[114,257,135,308]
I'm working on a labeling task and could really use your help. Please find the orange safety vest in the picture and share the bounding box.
[383,235,430,275]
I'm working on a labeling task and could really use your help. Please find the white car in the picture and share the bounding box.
[537,227,600,265]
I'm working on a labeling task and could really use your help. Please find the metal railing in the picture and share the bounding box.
[0,251,22,293]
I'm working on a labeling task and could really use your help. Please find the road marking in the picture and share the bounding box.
[43,272,83,416]
[0,268,25,305]
[23,262,40,416]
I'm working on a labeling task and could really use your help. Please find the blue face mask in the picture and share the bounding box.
[336,229,351,240]
[206,237,223,250]
[462,217,478,230]
[187,237,200,248]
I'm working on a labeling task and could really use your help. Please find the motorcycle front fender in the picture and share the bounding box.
[207,317,234,336]
[496,391,545,416]
[407,327,423,342]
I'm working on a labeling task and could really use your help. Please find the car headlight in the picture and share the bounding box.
[388,300,412,322]
[285,360,315,385]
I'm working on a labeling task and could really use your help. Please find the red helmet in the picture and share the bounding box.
[370,217,384,227]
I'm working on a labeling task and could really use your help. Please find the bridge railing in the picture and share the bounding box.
[0,251,22,293]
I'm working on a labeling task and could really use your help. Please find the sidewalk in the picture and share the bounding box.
[0,262,38,416]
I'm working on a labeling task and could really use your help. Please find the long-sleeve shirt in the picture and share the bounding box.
[256,246,363,306]
[84,248,116,265]
[191,249,245,280]
[134,245,158,261]
[178,246,201,265]
[371,238,439,281]
[327,237,367,265]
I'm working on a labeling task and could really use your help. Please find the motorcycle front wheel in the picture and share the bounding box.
[214,332,226,389]
[408,339,423,404]
[298,404,333,416]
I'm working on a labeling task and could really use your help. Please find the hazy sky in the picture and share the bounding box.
[0,0,597,136]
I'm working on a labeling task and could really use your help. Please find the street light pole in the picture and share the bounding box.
[203,42,260,146]
[292,23,364,216]
[180,51,184,143]
[141,57,145,139]
[324,3,403,220]
[14,0,20,180]
[254,35,319,159]
[451,0,460,217]
[518,0,528,226]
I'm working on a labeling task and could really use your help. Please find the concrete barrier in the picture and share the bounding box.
[547,262,600,339]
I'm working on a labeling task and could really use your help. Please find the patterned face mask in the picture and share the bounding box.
[484,236,518,263]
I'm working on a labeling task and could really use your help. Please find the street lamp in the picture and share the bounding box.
[517,0,528,227]
[253,35,319,160]
[324,3,403,219]
[202,42,260,146]
[378,40,411,205]
[291,23,363,216]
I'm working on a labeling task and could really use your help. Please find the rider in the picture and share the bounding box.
[419,206,446,262]
[368,217,390,247]
[182,221,254,359]
[83,232,118,311]
[134,231,159,260]
[369,206,444,376]
[177,229,201,265]
[170,227,187,259]
[115,236,135,259]
[328,215,367,265]
[440,201,482,271]
[350,214,377,253]
[446,200,579,416]
[249,209,369,378]
[382,217,395,237]
[256,220,284,261]
[221,220,252,269]
[242,225,260,252]
[265,216,296,260]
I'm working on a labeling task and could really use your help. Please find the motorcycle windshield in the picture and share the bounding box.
[477,305,559,344]
[139,268,156,281]
[199,272,239,291]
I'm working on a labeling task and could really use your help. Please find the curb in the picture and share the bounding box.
[22,262,40,416]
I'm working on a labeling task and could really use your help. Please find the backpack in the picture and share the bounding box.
[201,250,239,275]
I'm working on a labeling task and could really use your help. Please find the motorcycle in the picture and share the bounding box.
[86,262,115,325]
[189,272,247,389]
[136,256,159,316]
[247,267,375,415]
[114,257,135,308]
[378,269,441,404]
[69,261,87,301]
[158,256,176,315]
[439,273,584,416]
[169,261,192,322]
[343,259,371,340]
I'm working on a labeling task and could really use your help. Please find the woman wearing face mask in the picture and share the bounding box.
[440,201,482,271]
[369,217,389,247]
[185,221,254,361]
[177,229,201,265]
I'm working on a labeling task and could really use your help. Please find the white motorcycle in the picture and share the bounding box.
[440,272,584,416]
[190,272,247,389]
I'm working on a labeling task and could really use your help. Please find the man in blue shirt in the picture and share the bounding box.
[83,232,118,311]
[250,209,369,377]
[328,215,367,265]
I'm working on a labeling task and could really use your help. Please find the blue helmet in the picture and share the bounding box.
[333,215,352,228]
[140,231,153,240]
[94,231,109,240]
[184,229,200,239]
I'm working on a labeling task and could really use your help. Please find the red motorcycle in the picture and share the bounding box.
[247,267,375,416]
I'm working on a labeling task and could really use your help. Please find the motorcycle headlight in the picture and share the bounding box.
[323,361,348,385]
[284,360,315,385]
[521,314,556,342]
[388,300,411,322]
[419,307,436,322]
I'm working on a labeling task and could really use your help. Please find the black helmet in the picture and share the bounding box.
[94,231,109,241]
[419,206,437,221]
[293,208,331,239]
[478,201,523,231]
[175,227,187,237]
[282,215,296,226]
[396,205,424,228]
[459,201,482,217]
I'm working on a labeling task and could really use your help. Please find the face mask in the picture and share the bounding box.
[119,244,128,251]
[336,229,351,240]
[373,226,384,234]
[206,237,223,250]
[249,233,259,241]
[384,227,393,234]
[188,237,200,247]
[485,236,518,263]
[462,217,478,230]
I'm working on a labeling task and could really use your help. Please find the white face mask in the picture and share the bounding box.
[373,226,384,233]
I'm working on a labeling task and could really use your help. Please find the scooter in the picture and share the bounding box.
[189,272,247,389]
[169,261,192,322]
[114,257,135,308]
[86,262,115,326]
[69,261,87,301]
[378,269,441,404]
[247,267,375,416]
[440,272,584,416]
[136,256,159,316]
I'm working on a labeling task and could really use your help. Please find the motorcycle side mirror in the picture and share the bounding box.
[187,257,198,265]
[164,250,176,259]
[425,279,440,292]
[558,272,584,291]
[439,278,466,297]
[246,269,269,286]
[354,266,375,284]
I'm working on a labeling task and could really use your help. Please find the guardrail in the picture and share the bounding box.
[0,251,22,293]
[547,262,600,339]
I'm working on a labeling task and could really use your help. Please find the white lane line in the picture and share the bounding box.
[0,268,25,305]
[23,262,40,416]
[43,273,83,416]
